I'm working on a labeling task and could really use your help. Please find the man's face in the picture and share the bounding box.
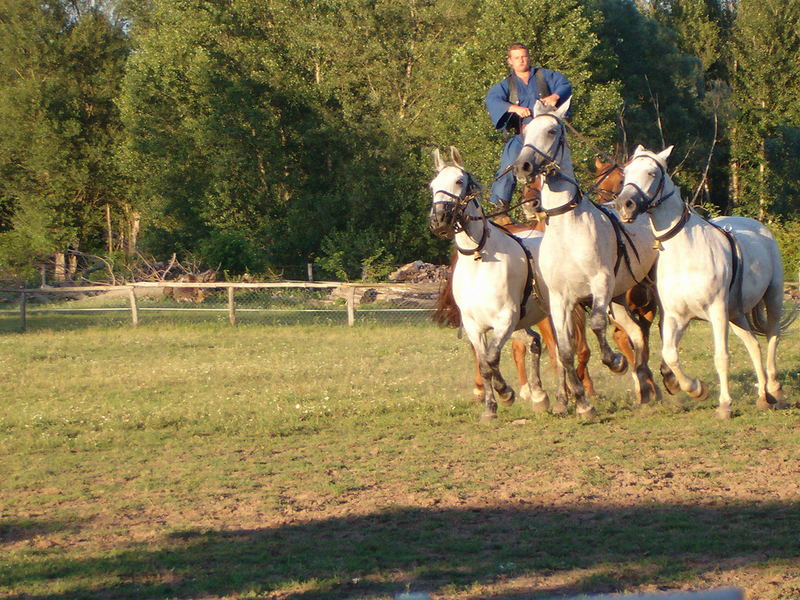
[507,48,530,73]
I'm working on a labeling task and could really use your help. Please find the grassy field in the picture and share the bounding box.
[1,314,799,599]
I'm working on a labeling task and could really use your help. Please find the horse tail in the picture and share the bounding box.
[432,251,461,328]
[746,298,798,336]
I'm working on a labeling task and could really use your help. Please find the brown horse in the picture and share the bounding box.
[433,179,597,405]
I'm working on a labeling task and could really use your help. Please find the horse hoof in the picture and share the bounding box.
[609,354,628,375]
[756,395,776,410]
[689,380,708,402]
[480,411,498,423]
[661,366,680,396]
[531,392,550,413]
[498,387,515,407]
[715,405,732,420]
[551,400,568,416]
[577,404,597,422]
[770,387,787,409]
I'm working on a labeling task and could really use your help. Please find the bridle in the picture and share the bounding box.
[620,155,685,248]
[619,155,675,217]
[518,113,583,222]
[430,168,489,257]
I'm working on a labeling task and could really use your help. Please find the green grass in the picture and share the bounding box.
[1,317,799,599]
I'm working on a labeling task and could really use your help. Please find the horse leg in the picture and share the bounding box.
[572,308,596,397]
[551,298,596,420]
[469,325,516,421]
[610,322,631,375]
[515,329,549,412]
[660,312,708,406]
[729,319,771,410]
[764,282,787,408]
[609,300,659,405]
[511,334,530,400]
[708,302,733,419]
[537,316,573,403]
[587,287,627,375]
[470,343,484,404]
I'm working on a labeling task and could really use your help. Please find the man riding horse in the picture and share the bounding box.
[485,43,572,221]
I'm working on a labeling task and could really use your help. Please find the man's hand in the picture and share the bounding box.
[508,104,531,118]
[540,94,560,107]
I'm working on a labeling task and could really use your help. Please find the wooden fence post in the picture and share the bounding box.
[227,286,236,326]
[346,286,356,327]
[307,263,314,282]
[128,286,139,327]
[20,292,27,332]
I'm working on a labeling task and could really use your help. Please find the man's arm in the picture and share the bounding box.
[542,68,572,106]
[486,79,529,129]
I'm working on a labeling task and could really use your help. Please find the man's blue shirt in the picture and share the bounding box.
[485,67,572,131]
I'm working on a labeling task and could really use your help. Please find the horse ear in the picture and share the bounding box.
[532,99,547,117]
[450,146,464,169]
[657,145,674,164]
[432,148,446,172]
[554,96,571,119]
[594,156,607,170]
[633,144,646,156]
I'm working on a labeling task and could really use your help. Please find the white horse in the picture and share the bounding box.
[512,99,660,419]
[614,145,793,419]
[429,147,550,421]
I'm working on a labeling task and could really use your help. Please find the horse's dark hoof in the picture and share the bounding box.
[688,379,709,401]
[715,404,732,420]
[577,404,597,422]
[756,394,776,410]
[531,391,549,413]
[480,411,498,423]
[551,400,568,416]
[608,353,628,374]
[661,366,680,396]
[498,387,515,407]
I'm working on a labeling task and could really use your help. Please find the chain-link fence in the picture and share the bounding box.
[0,281,445,333]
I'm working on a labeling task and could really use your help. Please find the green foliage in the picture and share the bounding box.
[770,220,800,282]
[0,2,129,277]
[0,0,799,277]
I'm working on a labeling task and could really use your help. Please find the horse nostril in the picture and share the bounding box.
[625,199,635,210]
[523,162,531,173]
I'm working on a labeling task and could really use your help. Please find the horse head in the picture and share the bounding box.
[593,157,624,204]
[513,97,572,183]
[429,147,482,239]
[614,145,674,222]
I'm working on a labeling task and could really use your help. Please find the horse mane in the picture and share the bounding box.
[432,250,461,328]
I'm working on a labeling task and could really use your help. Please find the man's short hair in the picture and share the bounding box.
[507,43,528,55]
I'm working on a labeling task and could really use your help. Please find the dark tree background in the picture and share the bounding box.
[1,0,798,282]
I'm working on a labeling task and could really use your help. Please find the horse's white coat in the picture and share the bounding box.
[429,148,549,419]
[513,100,659,416]
[616,146,788,418]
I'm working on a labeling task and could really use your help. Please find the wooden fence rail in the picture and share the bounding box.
[0,281,435,332]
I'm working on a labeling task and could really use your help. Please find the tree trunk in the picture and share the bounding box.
[54,253,66,281]
[105,203,113,254]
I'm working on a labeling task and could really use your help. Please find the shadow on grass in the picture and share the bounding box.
[3,501,799,599]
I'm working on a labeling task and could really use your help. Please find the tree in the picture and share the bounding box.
[0,1,129,279]
[730,0,800,220]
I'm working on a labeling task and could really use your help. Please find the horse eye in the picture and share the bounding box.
[549,128,558,135]
[456,179,464,185]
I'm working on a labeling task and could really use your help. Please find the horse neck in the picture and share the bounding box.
[648,180,688,236]
[539,144,579,214]
[453,202,489,251]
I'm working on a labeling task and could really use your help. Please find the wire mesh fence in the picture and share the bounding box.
[0,280,445,333]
